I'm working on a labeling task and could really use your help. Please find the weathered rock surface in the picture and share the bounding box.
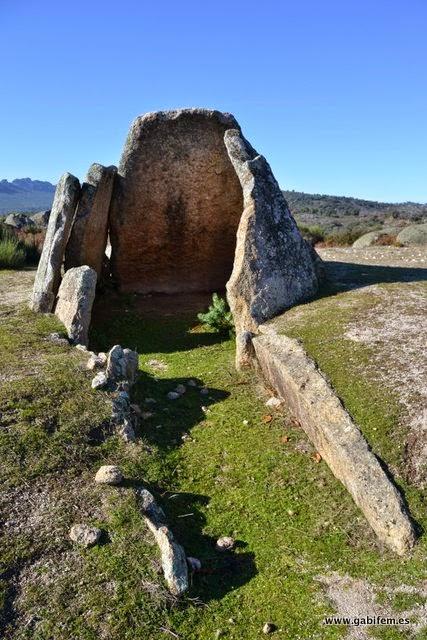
[397,223,427,246]
[252,326,416,555]
[95,465,124,485]
[4,212,32,229]
[224,129,320,368]
[69,523,101,547]
[135,486,188,595]
[55,266,97,345]
[109,109,244,293]
[30,173,80,312]
[65,163,117,278]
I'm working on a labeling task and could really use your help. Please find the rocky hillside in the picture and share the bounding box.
[284,190,427,233]
[0,178,55,214]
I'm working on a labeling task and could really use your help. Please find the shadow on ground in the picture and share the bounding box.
[321,260,427,294]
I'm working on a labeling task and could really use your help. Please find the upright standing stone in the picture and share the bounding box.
[109,109,243,293]
[55,265,97,345]
[65,163,117,278]
[30,173,80,312]
[224,129,320,368]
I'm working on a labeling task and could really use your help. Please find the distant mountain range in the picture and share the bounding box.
[0,178,56,214]
[0,178,425,226]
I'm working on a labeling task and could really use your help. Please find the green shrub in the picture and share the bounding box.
[0,236,26,268]
[324,228,364,246]
[298,224,326,246]
[197,293,235,335]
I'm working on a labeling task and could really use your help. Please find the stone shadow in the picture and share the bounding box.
[320,260,427,295]
[123,480,257,603]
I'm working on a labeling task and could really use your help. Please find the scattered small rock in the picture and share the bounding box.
[144,397,157,404]
[91,371,108,390]
[95,465,124,485]
[242,419,249,425]
[69,524,101,548]
[75,343,88,351]
[265,397,282,409]
[216,536,235,552]
[47,332,69,346]
[141,412,154,420]
[200,387,209,396]
[263,622,276,634]
[167,391,180,400]
[187,379,197,387]
[175,384,186,395]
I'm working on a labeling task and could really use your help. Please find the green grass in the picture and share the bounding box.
[1,281,427,639]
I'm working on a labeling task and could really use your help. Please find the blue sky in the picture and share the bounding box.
[1,0,426,202]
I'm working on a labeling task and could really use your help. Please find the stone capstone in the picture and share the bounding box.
[109,109,244,293]
[65,163,117,278]
[54,265,97,346]
[224,128,320,368]
[30,173,80,312]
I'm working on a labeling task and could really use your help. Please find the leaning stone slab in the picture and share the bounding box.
[55,266,97,346]
[30,173,80,312]
[252,326,416,556]
[224,129,320,368]
[135,486,188,596]
[65,163,117,278]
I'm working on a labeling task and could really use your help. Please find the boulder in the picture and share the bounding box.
[4,212,32,229]
[224,129,320,368]
[352,229,399,248]
[397,223,427,247]
[65,163,117,278]
[30,173,80,312]
[109,109,244,293]
[29,210,50,227]
[69,524,101,547]
[106,345,138,383]
[95,465,124,485]
[55,265,97,346]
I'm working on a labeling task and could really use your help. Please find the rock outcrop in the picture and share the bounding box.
[224,129,319,367]
[30,210,50,227]
[65,163,116,278]
[55,265,97,345]
[109,109,244,293]
[30,173,80,312]
[4,212,33,229]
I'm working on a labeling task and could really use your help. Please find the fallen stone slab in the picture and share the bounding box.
[224,129,320,368]
[65,163,117,278]
[54,265,97,346]
[135,486,188,596]
[252,326,416,555]
[30,172,80,312]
